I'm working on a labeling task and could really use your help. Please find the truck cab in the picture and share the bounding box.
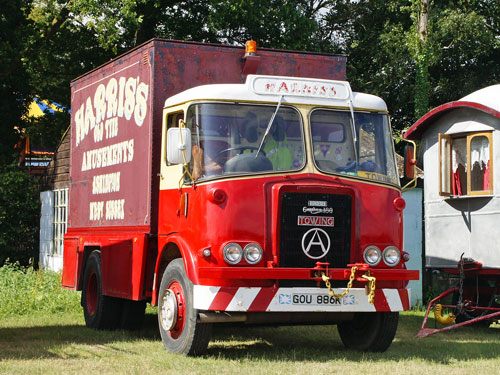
[156,75,417,354]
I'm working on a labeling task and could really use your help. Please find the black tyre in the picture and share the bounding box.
[81,251,121,330]
[337,312,399,352]
[157,259,212,356]
[120,299,147,331]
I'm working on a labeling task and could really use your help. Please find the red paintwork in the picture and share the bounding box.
[63,40,417,311]
[67,39,346,231]
[196,267,418,281]
[168,280,185,339]
[154,173,412,302]
[64,40,347,299]
[404,101,500,141]
[64,228,151,300]
[61,238,78,288]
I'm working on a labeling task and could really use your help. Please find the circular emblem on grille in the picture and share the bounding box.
[301,228,331,259]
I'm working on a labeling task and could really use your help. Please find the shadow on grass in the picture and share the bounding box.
[205,313,500,364]
[0,313,160,361]
[1,312,499,364]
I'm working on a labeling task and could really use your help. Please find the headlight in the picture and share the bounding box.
[383,246,401,266]
[363,246,381,266]
[243,243,263,264]
[223,243,243,264]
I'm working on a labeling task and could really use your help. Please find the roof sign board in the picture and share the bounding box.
[251,76,351,100]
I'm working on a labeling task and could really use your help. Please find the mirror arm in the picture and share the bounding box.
[396,137,418,192]
[178,119,195,188]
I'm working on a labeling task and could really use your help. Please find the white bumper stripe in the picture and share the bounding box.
[383,289,403,311]
[226,287,262,311]
[194,286,220,309]
[194,286,410,312]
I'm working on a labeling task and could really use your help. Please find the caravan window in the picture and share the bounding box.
[439,132,493,196]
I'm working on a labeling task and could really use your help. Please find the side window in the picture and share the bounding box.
[439,134,452,195]
[167,112,184,130]
[439,132,492,196]
[358,124,376,164]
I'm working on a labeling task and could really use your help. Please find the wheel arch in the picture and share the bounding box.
[153,236,198,306]
[77,245,101,291]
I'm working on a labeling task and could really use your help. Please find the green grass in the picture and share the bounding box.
[0,262,81,316]
[1,265,500,374]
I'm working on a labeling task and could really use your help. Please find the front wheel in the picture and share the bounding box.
[337,312,399,352]
[157,259,212,356]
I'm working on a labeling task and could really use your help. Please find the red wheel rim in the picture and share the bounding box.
[86,270,98,316]
[168,281,186,339]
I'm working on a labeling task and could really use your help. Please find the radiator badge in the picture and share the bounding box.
[301,228,331,259]
[302,200,333,214]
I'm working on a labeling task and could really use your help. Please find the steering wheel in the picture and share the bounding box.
[215,146,266,159]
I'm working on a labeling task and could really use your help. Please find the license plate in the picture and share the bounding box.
[292,293,342,306]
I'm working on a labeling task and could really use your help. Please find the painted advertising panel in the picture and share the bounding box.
[68,47,152,228]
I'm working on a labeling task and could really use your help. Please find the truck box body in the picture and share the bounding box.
[68,39,346,232]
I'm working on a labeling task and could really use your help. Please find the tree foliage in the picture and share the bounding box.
[1,0,498,158]
[0,0,498,263]
[0,165,40,267]
[320,0,499,130]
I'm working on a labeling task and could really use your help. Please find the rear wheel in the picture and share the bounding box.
[337,312,399,352]
[157,259,212,355]
[81,251,121,330]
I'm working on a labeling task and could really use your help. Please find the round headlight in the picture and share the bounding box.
[243,243,263,264]
[363,246,381,266]
[223,243,243,264]
[383,246,401,266]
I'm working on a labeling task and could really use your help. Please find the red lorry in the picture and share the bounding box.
[62,39,418,355]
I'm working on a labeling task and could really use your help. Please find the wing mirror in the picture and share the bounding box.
[167,127,192,164]
[404,143,417,179]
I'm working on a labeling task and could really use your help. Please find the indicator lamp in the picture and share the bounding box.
[245,40,257,56]
[393,197,406,211]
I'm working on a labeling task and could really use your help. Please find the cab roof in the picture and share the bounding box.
[164,75,388,112]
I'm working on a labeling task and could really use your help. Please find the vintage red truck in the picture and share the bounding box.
[62,39,419,355]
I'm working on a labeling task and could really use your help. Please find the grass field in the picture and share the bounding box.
[1,264,499,375]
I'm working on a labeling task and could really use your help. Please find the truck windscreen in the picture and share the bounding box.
[186,103,305,180]
[311,109,398,186]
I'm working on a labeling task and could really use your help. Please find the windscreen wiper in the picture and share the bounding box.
[348,99,359,163]
[255,95,284,158]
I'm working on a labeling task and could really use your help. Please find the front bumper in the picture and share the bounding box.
[198,266,419,281]
[194,285,411,312]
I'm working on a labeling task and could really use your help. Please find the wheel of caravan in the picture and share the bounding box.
[337,312,399,352]
[157,258,212,356]
[81,250,121,330]
[452,281,498,328]
[120,299,147,331]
